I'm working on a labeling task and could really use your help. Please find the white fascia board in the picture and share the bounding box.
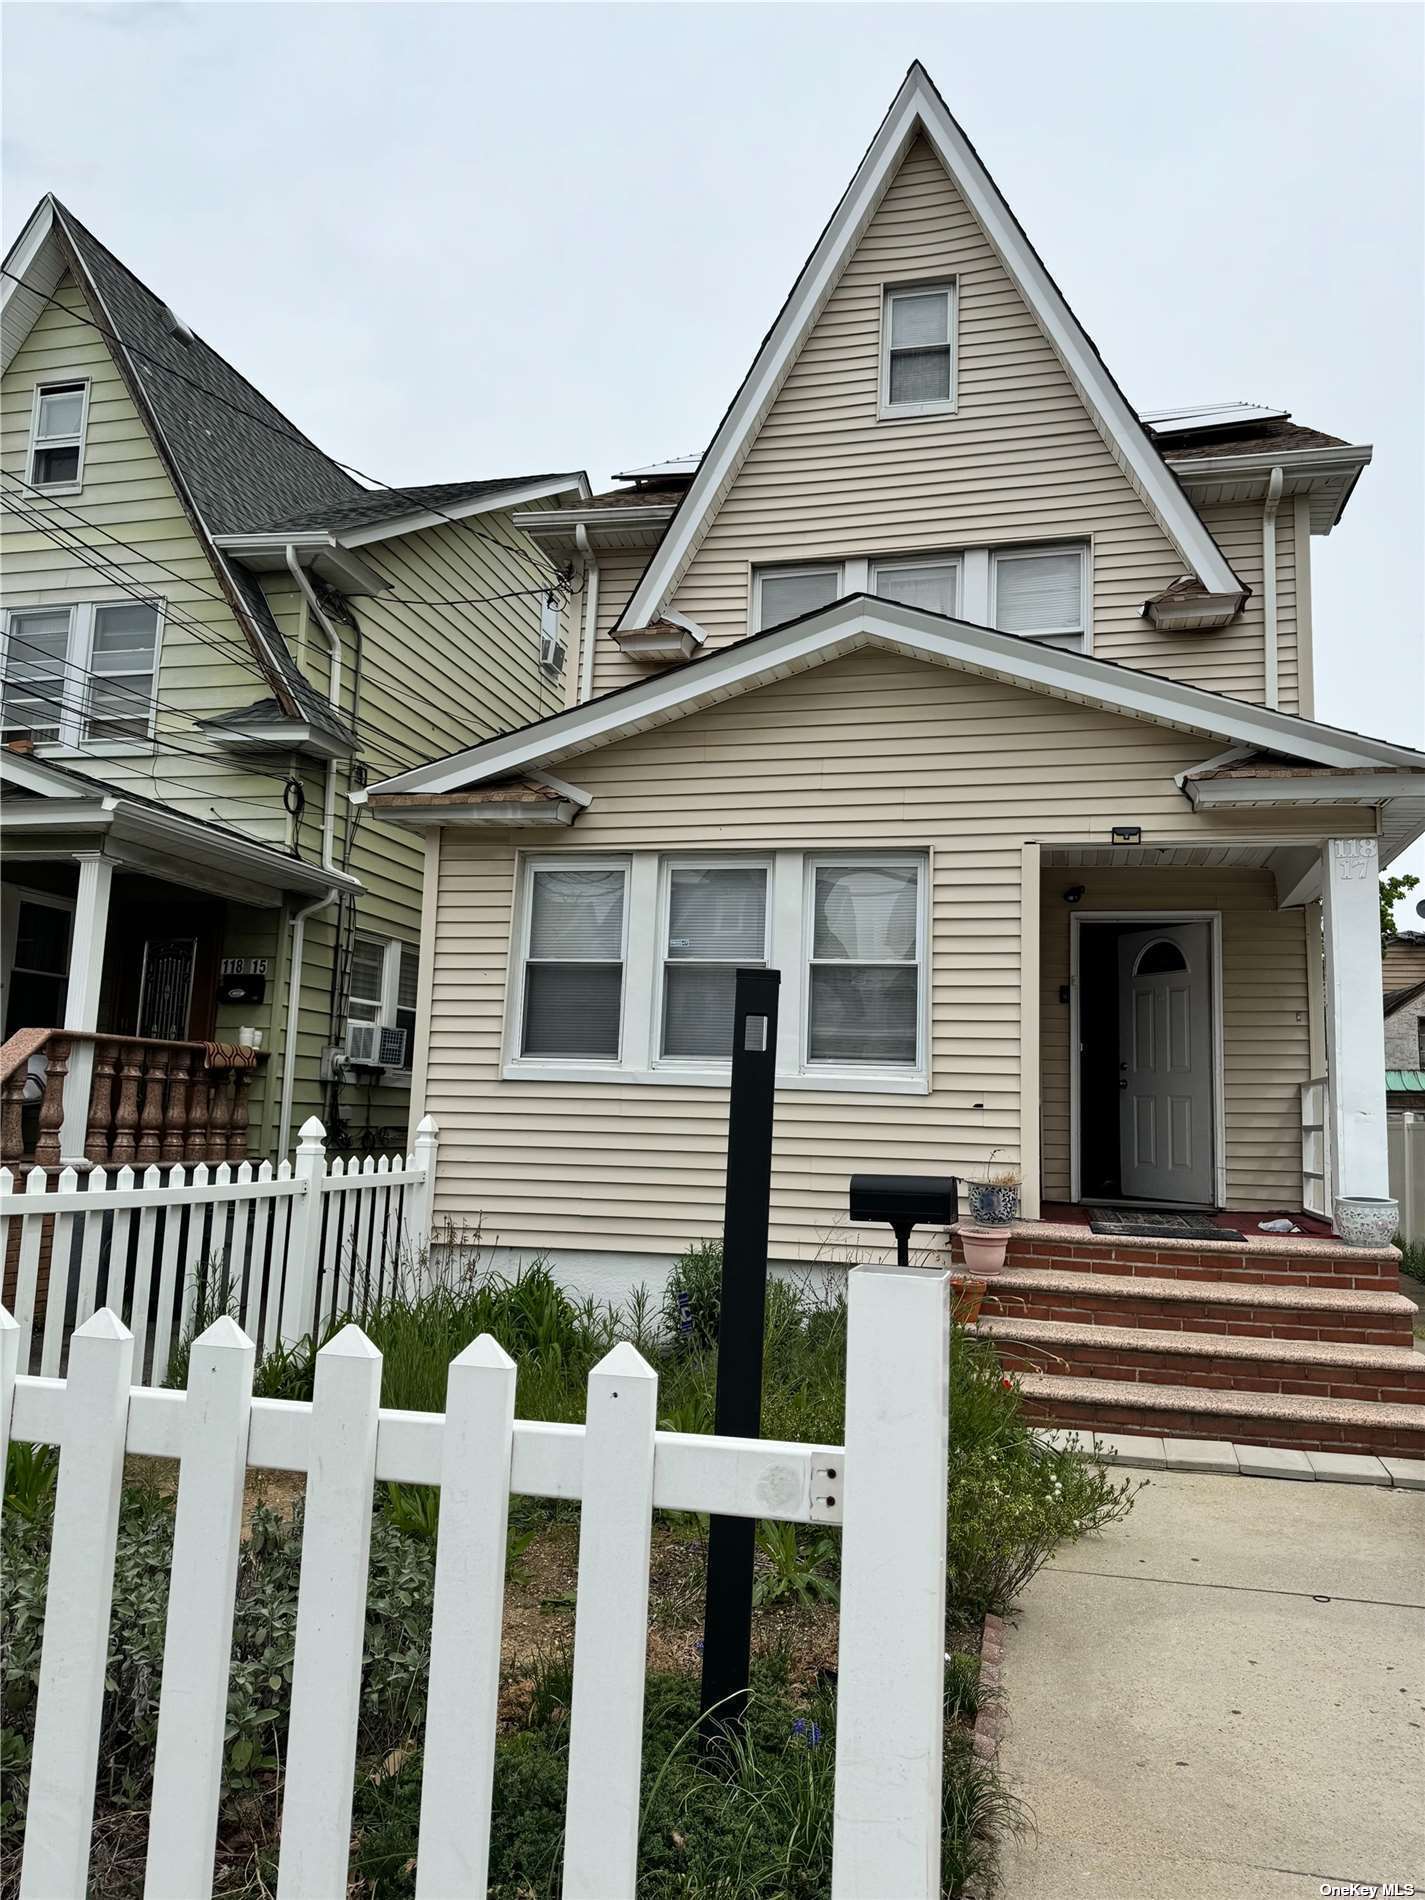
[363,597,1425,799]
[211,532,389,597]
[1,197,59,373]
[1185,773,1424,809]
[0,798,117,831]
[1168,445,1373,484]
[514,505,676,535]
[618,66,1242,632]
[106,802,361,894]
[372,800,579,830]
[0,749,95,798]
[339,474,590,548]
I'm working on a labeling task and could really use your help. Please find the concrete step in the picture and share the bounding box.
[978,1266,1416,1348]
[1015,1370,1425,1457]
[980,1315,1425,1405]
[982,1224,1401,1291]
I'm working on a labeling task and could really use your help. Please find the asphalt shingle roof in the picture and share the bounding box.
[1153,418,1350,461]
[251,478,574,536]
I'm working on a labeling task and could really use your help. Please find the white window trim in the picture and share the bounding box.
[0,599,164,755]
[799,852,929,1082]
[27,377,91,494]
[752,562,845,634]
[869,554,961,618]
[652,855,773,1072]
[347,932,421,1082]
[989,542,1091,650]
[506,854,632,1070]
[878,279,958,420]
[502,849,930,1095]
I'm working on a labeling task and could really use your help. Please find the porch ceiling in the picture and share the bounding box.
[1041,843,1279,869]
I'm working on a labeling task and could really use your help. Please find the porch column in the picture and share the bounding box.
[59,852,114,1163]
[1320,837,1389,1204]
[1018,842,1042,1219]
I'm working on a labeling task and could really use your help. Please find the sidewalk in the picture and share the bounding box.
[996,1469,1425,1897]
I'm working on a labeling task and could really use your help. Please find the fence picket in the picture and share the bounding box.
[103,1164,137,1313]
[0,1306,19,1511]
[13,1166,48,1374]
[277,1325,382,1898]
[144,1317,256,1899]
[227,1163,254,1324]
[416,1334,517,1899]
[279,1122,326,1344]
[831,1266,950,1900]
[149,1168,188,1388]
[65,1169,111,1374]
[178,1164,211,1339]
[129,1169,163,1381]
[20,1310,134,1900]
[563,1342,659,1898]
[0,1167,12,1282]
[245,1163,275,1340]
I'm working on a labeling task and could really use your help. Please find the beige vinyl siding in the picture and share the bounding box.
[423,648,1347,1258]
[0,274,297,845]
[587,138,1280,710]
[1038,869,1311,1209]
[587,550,659,700]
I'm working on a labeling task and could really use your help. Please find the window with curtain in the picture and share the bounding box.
[992,547,1086,648]
[661,864,769,1059]
[521,865,626,1057]
[807,861,921,1066]
[871,558,959,617]
[755,565,842,631]
[86,604,159,740]
[882,285,955,411]
[29,381,87,486]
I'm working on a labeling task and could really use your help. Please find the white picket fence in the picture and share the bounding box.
[0,1116,438,1381]
[0,1262,949,1900]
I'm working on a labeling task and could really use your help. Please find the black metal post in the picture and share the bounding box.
[699,966,780,1740]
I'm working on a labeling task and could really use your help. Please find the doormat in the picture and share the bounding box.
[1088,1209,1246,1242]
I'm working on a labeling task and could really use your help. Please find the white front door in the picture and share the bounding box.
[1116,923,1214,1204]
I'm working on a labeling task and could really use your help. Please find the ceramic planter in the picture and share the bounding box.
[958,1224,1010,1276]
[965,1181,1020,1227]
[950,1275,988,1325]
[1333,1196,1399,1249]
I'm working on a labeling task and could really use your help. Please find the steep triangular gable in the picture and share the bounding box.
[616,63,1243,635]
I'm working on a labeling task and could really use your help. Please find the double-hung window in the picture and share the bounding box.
[754,564,843,633]
[348,934,421,1075]
[881,283,956,416]
[28,380,89,489]
[519,863,627,1059]
[871,556,959,617]
[0,601,161,747]
[805,859,923,1068]
[660,862,769,1060]
[991,545,1087,650]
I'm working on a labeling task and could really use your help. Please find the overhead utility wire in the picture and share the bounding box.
[1,266,572,590]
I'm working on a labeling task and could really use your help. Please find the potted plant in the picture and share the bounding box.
[964,1154,1022,1227]
[957,1223,1010,1276]
[950,1274,988,1325]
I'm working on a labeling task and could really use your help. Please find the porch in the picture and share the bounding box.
[0,748,358,1166]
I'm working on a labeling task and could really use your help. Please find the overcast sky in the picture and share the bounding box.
[5,1,1422,914]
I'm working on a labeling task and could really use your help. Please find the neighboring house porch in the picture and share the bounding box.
[1,749,357,1165]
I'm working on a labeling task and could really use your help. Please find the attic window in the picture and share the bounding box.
[881,284,956,417]
[29,380,89,489]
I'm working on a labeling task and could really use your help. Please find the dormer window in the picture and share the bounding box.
[28,380,89,490]
[880,283,956,417]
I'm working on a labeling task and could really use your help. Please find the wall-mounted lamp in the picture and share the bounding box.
[1062,885,1086,905]
[1111,825,1143,845]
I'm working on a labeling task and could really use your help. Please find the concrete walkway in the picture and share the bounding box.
[997,1469,1425,1898]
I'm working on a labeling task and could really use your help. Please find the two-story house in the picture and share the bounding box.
[361,68,1425,1455]
[0,195,587,1169]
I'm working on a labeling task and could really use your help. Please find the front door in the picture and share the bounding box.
[137,937,198,1041]
[1116,922,1214,1204]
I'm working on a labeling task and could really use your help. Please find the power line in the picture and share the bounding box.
[1,264,571,589]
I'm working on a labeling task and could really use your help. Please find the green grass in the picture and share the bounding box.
[1396,1235,1425,1286]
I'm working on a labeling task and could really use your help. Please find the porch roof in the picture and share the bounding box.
[0,750,359,906]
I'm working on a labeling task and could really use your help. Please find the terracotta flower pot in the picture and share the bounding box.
[958,1224,1010,1277]
[950,1274,987,1325]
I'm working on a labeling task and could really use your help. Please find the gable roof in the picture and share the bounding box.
[614,63,1245,637]
[1384,979,1425,1019]
[247,475,586,541]
[362,592,1425,813]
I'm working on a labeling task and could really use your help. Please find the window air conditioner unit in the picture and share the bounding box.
[539,592,566,677]
[344,1022,408,1069]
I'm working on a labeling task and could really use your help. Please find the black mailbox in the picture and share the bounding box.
[849,1173,957,1265]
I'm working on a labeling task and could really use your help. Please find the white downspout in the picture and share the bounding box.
[575,523,600,707]
[277,886,339,1155]
[1262,467,1283,711]
[285,543,342,872]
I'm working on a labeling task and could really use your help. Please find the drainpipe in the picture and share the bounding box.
[285,544,341,873]
[1262,467,1283,711]
[575,523,600,707]
[277,885,339,1155]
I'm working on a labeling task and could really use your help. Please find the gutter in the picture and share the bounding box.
[575,523,601,706]
[277,886,340,1156]
[1262,466,1283,710]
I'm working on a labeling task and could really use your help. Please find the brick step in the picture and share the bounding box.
[988,1225,1400,1292]
[979,1316,1425,1405]
[978,1266,1416,1347]
[1016,1372,1425,1458]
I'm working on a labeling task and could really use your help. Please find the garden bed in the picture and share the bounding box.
[1,1248,1134,1896]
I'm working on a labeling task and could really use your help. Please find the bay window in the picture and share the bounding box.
[519,863,627,1058]
[508,851,926,1089]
